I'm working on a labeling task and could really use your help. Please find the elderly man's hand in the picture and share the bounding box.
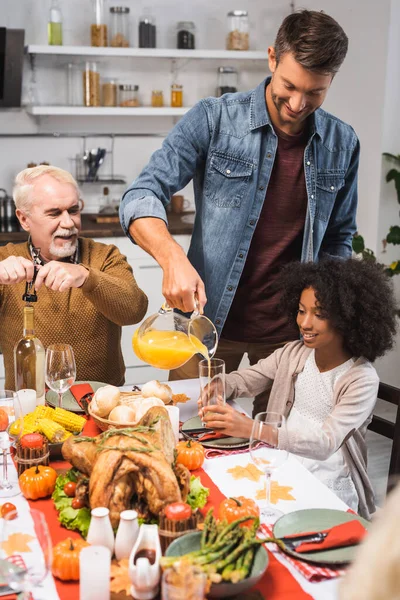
[35,262,89,292]
[0,256,35,284]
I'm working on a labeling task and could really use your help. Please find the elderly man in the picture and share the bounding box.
[0,165,148,389]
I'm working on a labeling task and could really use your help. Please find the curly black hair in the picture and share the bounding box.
[278,258,398,362]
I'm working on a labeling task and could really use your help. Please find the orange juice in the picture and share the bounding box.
[133,329,209,370]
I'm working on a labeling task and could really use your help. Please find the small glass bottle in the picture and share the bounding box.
[102,78,117,106]
[119,84,139,107]
[151,90,164,107]
[138,12,156,48]
[83,61,100,107]
[48,0,63,46]
[217,66,238,96]
[226,10,249,51]
[109,6,130,47]
[14,306,46,406]
[176,21,195,50]
[91,0,108,47]
[171,84,183,108]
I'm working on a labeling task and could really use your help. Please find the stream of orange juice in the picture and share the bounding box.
[133,329,209,370]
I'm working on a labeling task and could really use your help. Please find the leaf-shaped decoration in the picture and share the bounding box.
[227,463,265,482]
[1,533,35,556]
[255,481,295,504]
[110,558,131,595]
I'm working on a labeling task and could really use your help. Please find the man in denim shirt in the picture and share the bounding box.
[120,11,359,415]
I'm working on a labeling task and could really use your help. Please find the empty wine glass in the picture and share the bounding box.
[45,343,76,409]
[0,390,22,498]
[249,412,288,524]
[0,508,52,599]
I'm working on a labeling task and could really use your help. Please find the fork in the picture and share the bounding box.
[282,532,328,549]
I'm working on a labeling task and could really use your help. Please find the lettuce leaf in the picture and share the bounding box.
[187,475,210,510]
[52,469,91,538]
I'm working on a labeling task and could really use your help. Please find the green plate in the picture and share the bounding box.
[181,416,249,449]
[46,380,107,412]
[165,531,268,598]
[273,508,370,565]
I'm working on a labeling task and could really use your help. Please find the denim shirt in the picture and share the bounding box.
[120,77,359,335]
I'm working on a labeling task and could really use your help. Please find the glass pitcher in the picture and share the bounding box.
[132,304,218,370]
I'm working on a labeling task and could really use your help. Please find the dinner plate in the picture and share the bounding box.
[46,380,107,412]
[273,508,370,565]
[181,416,249,449]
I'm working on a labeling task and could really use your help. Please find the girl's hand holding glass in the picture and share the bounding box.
[199,403,253,438]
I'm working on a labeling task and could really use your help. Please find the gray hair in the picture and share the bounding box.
[13,165,80,212]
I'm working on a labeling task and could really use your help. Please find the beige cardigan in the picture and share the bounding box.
[225,340,378,519]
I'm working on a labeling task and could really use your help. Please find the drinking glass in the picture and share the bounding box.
[45,343,76,409]
[162,564,207,599]
[249,412,288,523]
[198,358,225,407]
[0,390,22,498]
[0,508,52,599]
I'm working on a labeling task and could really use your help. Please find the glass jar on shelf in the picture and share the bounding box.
[66,63,82,106]
[109,6,130,47]
[138,13,156,48]
[171,84,183,107]
[102,78,118,106]
[226,10,249,51]
[176,21,196,50]
[119,84,140,107]
[151,90,164,107]
[91,0,108,47]
[48,0,63,45]
[217,66,238,96]
[83,61,100,107]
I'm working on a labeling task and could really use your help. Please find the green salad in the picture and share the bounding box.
[52,469,91,539]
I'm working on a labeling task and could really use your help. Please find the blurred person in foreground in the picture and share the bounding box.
[0,165,148,387]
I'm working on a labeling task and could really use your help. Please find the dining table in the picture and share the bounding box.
[0,378,356,600]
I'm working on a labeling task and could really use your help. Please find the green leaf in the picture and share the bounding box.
[187,475,210,510]
[383,152,400,163]
[361,248,376,262]
[386,226,400,245]
[352,234,365,254]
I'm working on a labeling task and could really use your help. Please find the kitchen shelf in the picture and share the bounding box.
[26,106,190,116]
[26,45,267,61]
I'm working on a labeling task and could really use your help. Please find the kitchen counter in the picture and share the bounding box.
[0,211,194,245]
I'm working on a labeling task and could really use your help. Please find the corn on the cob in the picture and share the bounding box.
[52,408,86,433]
[38,418,69,443]
[9,418,23,436]
[21,421,41,435]
[32,405,55,421]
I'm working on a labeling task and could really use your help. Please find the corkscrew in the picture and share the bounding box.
[22,246,41,304]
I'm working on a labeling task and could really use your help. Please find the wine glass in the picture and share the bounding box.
[45,343,76,409]
[0,390,22,498]
[249,412,288,524]
[0,508,52,599]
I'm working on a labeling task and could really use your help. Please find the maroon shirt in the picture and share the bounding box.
[222,123,309,343]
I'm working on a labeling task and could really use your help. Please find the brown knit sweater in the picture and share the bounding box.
[0,238,148,389]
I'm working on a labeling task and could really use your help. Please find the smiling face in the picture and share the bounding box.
[266,49,332,134]
[16,175,81,262]
[296,287,344,352]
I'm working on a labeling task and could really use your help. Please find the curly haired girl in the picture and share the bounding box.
[199,258,397,518]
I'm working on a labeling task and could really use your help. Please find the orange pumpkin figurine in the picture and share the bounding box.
[52,538,89,581]
[176,439,205,471]
[18,465,57,500]
[219,496,260,528]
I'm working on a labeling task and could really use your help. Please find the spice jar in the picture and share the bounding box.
[177,21,195,50]
[138,14,156,48]
[91,0,108,47]
[119,84,140,107]
[83,61,100,107]
[151,90,164,107]
[217,66,238,96]
[109,6,130,47]
[226,10,249,51]
[171,84,183,108]
[102,78,117,106]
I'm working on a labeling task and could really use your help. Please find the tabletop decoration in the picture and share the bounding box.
[1,532,35,556]
[51,537,89,581]
[255,481,295,504]
[110,557,131,595]
[227,463,264,482]
[79,545,111,600]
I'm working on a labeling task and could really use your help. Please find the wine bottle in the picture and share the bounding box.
[14,305,45,406]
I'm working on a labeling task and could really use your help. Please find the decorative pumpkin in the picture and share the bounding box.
[19,465,57,500]
[176,439,205,470]
[52,538,89,581]
[219,496,260,528]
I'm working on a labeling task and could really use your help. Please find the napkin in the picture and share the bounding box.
[69,382,94,411]
[291,520,367,553]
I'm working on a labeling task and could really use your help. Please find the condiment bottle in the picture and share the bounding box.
[48,0,63,45]
[115,510,139,560]
[87,507,115,554]
[177,21,195,50]
[171,84,183,108]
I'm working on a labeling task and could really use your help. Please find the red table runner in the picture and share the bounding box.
[30,418,312,600]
